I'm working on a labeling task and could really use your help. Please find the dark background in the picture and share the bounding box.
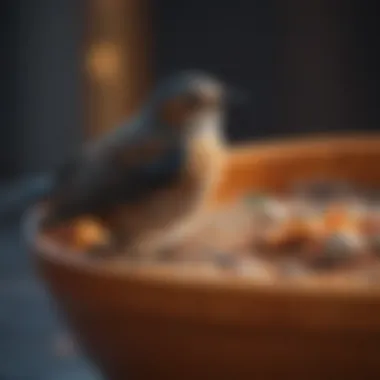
[153,0,380,140]
[2,0,380,179]
[0,1,379,379]
[1,0,83,179]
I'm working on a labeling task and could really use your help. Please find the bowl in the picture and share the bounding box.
[26,134,380,380]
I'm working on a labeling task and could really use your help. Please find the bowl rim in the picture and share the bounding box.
[25,133,380,300]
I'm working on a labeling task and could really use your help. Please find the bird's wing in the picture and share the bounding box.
[50,118,157,200]
[47,132,184,222]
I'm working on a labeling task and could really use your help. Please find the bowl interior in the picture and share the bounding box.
[29,134,380,293]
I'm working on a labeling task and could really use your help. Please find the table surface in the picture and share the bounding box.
[0,180,102,380]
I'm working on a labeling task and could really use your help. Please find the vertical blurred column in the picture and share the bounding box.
[349,2,380,131]
[277,0,353,133]
[16,0,83,175]
[0,2,18,178]
[84,0,152,137]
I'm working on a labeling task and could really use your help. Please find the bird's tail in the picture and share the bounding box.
[0,173,55,226]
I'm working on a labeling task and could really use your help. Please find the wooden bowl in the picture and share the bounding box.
[25,134,380,380]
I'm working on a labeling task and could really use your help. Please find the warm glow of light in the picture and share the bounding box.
[86,42,122,84]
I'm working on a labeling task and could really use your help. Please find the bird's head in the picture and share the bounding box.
[147,71,247,142]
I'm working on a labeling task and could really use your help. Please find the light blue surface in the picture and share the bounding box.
[0,223,102,380]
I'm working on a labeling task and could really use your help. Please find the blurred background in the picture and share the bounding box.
[0,0,379,378]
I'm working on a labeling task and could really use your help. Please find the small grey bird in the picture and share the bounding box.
[3,71,245,252]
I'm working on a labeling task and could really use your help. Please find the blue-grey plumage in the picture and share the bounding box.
[39,70,239,234]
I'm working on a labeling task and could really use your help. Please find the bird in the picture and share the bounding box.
[114,71,233,257]
[12,70,245,255]
[92,70,237,256]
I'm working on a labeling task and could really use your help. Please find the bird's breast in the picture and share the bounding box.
[104,136,225,244]
[105,175,200,241]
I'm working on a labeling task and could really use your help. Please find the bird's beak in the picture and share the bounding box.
[225,86,250,105]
